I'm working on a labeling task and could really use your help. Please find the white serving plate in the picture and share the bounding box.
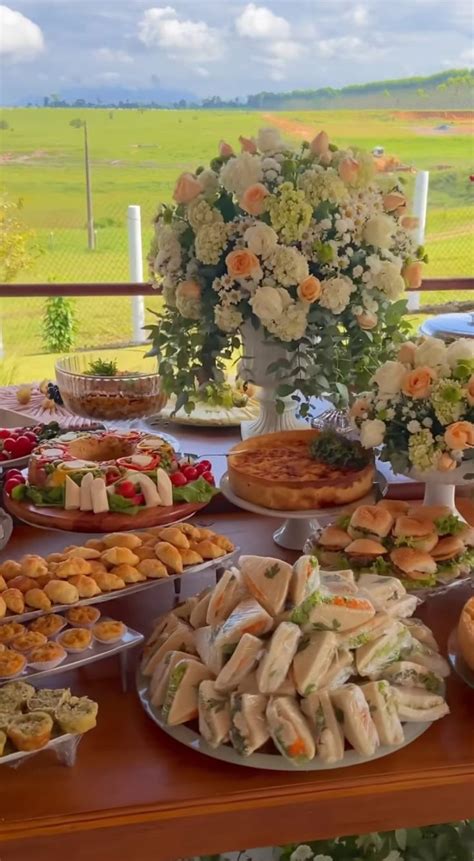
[0,549,239,625]
[136,670,432,772]
[448,628,474,689]
[155,398,259,428]
[0,624,144,685]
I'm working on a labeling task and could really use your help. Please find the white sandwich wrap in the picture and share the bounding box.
[317,649,354,689]
[215,633,262,692]
[290,590,375,633]
[319,571,359,595]
[162,659,213,726]
[357,573,406,610]
[383,661,444,694]
[402,641,450,678]
[198,680,231,748]
[331,684,380,757]
[266,696,315,765]
[143,621,196,677]
[150,649,200,707]
[239,555,293,616]
[355,622,413,677]
[301,689,344,763]
[337,612,394,650]
[206,568,247,627]
[292,630,338,696]
[193,626,225,676]
[384,595,419,619]
[238,669,297,697]
[392,686,450,722]
[230,692,269,755]
[402,618,440,652]
[290,556,320,606]
[214,598,273,649]
[189,589,213,629]
[256,622,301,694]
[360,680,404,746]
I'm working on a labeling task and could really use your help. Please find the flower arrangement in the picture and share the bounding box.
[351,336,474,475]
[147,127,422,414]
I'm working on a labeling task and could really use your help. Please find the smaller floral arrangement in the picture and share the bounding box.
[351,337,474,475]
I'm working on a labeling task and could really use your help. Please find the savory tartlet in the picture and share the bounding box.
[92,620,126,644]
[7,710,53,751]
[57,627,93,653]
[29,614,67,638]
[55,696,98,734]
[27,641,67,670]
[0,623,26,645]
[28,687,70,715]
[0,650,27,678]
[10,631,47,654]
[65,606,101,628]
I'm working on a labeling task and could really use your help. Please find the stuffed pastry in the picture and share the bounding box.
[256,623,301,694]
[229,692,269,756]
[289,556,320,607]
[150,650,200,707]
[266,696,315,765]
[291,591,375,633]
[215,633,262,692]
[206,568,247,627]
[239,555,292,617]
[331,684,379,757]
[198,680,231,748]
[383,661,443,695]
[355,622,413,677]
[360,680,404,746]
[292,630,338,696]
[214,598,273,649]
[301,689,344,763]
[162,659,212,725]
[392,686,450,722]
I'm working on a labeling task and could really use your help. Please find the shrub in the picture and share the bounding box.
[42,296,76,353]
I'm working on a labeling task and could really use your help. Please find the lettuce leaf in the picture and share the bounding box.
[26,485,65,507]
[108,493,140,516]
[172,476,219,504]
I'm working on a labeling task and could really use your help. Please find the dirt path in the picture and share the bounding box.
[427,225,474,241]
[262,112,317,139]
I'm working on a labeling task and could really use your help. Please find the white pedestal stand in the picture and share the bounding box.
[408,464,472,522]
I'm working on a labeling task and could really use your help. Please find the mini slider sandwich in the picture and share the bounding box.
[198,680,231,748]
[162,658,212,725]
[229,692,269,755]
[239,556,293,616]
[256,622,301,694]
[389,548,437,585]
[331,684,379,756]
[392,686,450,722]
[316,527,352,566]
[348,505,394,540]
[393,516,439,553]
[301,689,344,763]
[430,536,468,583]
[266,696,315,765]
[345,539,388,569]
[360,680,404,746]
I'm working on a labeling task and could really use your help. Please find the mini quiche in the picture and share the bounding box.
[57,627,93,653]
[92,620,126,644]
[65,606,101,628]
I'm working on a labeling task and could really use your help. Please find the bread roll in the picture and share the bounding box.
[20,555,48,579]
[154,542,183,573]
[90,571,126,592]
[68,574,101,598]
[56,558,92,579]
[111,564,146,584]
[2,588,24,614]
[7,576,37,595]
[44,580,79,605]
[102,533,142,550]
[156,527,189,549]
[101,547,140,567]
[0,561,21,581]
[0,596,6,619]
[65,547,101,560]
[24,588,52,611]
[137,558,168,579]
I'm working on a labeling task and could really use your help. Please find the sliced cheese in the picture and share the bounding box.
[156,468,173,507]
[91,477,109,514]
[136,474,161,508]
[64,475,80,510]
[80,472,94,512]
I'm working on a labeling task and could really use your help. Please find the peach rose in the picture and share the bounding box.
[401,215,419,231]
[402,261,423,290]
[226,248,261,279]
[338,157,359,185]
[444,421,474,451]
[176,280,201,300]
[402,366,436,399]
[383,191,407,215]
[239,135,257,154]
[219,140,234,158]
[438,452,457,472]
[240,183,269,216]
[356,310,378,330]
[349,397,371,420]
[173,172,203,204]
[297,275,321,303]
[310,130,329,156]
[398,341,417,365]
[467,375,474,407]
[319,150,332,166]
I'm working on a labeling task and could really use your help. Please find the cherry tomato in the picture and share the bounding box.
[8,436,33,457]
[4,476,25,494]
[22,432,38,444]
[0,429,11,440]
[201,471,215,485]
[182,465,199,481]
[105,468,121,486]
[2,438,18,454]
[131,493,146,506]
[4,469,23,480]
[116,480,137,499]
[197,459,212,473]
[170,471,187,487]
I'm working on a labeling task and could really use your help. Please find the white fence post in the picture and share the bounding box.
[127,204,145,342]
[407,170,429,312]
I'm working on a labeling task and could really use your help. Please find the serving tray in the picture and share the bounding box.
[136,669,431,772]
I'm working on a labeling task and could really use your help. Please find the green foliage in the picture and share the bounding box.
[42,296,76,353]
[86,357,118,376]
[0,196,38,282]
[309,430,371,469]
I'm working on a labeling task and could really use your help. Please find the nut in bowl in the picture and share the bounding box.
[55,353,167,422]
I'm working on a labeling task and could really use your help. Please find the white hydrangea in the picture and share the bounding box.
[360,418,386,448]
[257,127,285,153]
[367,260,405,300]
[298,167,348,207]
[194,222,229,264]
[269,245,309,286]
[198,168,219,196]
[446,338,474,368]
[266,301,309,342]
[244,223,278,259]
[414,337,447,369]
[187,196,222,232]
[220,152,263,197]
[250,285,291,322]
[407,419,422,433]
[289,846,313,861]
[372,360,407,394]
[175,283,201,320]
[214,304,243,332]
[363,214,394,249]
[319,275,354,314]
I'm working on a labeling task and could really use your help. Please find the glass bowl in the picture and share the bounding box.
[56,353,167,423]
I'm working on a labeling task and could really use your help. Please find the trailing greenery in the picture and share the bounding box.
[309,430,371,469]
[42,295,76,353]
[86,358,118,376]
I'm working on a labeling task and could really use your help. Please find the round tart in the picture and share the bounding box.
[92,620,126,644]
[57,627,93,653]
[8,710,53,751]
[29,614,67,638]
[28,641,67,671]
[0,623,26,645]
[227,430,374,511]
[10,631,47,654]
[55,695,98,734]
[65,606,101,628]
[0,650,27,678]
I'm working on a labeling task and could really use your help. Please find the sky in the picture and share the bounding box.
[0,0,473,103]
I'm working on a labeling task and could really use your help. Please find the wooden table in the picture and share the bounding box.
[0,421,473,860]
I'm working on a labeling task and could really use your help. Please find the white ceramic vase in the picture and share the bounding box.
[406,461,473,521]
[239,321,307,439]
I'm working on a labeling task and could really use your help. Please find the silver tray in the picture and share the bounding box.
[0,548,239,625]
[0,624,144,685]
[0,731,79,766]
[136,669,431,772]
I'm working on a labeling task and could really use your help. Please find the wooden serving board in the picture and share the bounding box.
[3,493,207,534]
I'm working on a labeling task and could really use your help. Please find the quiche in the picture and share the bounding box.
[227,430,374,511]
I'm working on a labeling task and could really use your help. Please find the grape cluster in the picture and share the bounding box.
[46,382,64,406]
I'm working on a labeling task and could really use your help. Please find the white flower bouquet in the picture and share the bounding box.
[351,337,474,475]
[147,127,424,414]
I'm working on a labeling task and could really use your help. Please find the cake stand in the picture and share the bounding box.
[220,473,383,551]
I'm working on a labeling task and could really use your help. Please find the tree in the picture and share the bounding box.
[0,197,38,282]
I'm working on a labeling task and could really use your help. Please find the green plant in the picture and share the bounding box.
[86,358,118,376]
[0,196,38,282]
[42,296,76,353]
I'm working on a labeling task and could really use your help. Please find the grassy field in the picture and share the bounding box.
[0,107,472,383]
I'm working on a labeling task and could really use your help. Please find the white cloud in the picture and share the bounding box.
[98,71,121,82]
[96,48,133,65]
[317,35,385,61]
[138,6,222,62]
[235,3,290,40]
[352,4,369,26]
[460,46,474,65]
[0,5,44,62]
[267,40,303,61]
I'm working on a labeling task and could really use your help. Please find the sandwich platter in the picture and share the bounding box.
[220,472,386,551]
[137,553,451,771]
[136,668,432,771]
